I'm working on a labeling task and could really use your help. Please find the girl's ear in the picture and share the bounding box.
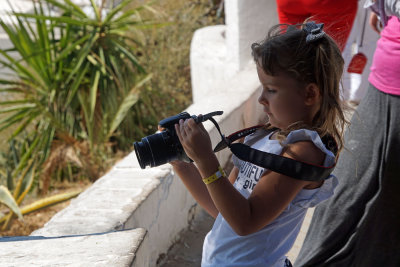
[304,83,321,106]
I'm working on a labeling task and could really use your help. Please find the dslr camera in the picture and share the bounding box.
[134,111,222,169]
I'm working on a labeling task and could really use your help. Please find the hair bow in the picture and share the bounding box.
[303,22,325,43]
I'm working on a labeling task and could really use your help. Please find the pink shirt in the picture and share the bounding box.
[369,16,400,95]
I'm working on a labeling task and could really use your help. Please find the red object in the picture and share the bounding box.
[276,0,358,51]
[347,53,368,74]
[348,9,369,74]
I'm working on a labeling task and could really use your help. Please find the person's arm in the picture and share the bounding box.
[369,11,382,34]
[176,118,325,236]
[171,162,239,218]
[171,161,219,218]
[228,166,239,184]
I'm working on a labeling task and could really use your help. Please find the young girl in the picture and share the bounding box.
[171,22,346,267]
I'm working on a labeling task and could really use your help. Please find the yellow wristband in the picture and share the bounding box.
[202,166,226,185]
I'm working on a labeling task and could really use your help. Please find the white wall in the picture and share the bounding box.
[191,0,278,103]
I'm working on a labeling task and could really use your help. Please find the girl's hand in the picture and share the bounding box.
[158,124,186,167]
[175,118,214,164]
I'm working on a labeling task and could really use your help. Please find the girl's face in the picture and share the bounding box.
[257,65,313,129]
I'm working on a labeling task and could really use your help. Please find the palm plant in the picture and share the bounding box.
[0,0,159,228]
[0,136,82,230]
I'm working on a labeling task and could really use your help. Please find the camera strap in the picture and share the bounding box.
[209,118,336,181]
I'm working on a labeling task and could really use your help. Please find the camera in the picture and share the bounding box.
[134,111,223,169]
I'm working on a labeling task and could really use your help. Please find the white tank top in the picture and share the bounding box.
[201,129,338,267]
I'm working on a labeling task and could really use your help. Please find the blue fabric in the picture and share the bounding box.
[201,129,338,267]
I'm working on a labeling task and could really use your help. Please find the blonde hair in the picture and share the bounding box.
[251,23,348,155]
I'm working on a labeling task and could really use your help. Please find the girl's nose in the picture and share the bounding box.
[258,93,268,105]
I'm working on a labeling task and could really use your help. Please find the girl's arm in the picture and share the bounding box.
[176,118,324,236]
[171,161,238,218]
[171,161,218,218]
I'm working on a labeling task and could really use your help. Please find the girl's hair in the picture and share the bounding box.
[251,23,348,154]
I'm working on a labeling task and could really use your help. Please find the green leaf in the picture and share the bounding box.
[0,185,23,220]
[6,169,14,192]
[0,88,25,94]
[103,0,133,24]
[90,70,100,121]
[0,36,37,81]
[54,32,92,63]
[11,13,93,27]
[0,104,36,114]
[86,54,98,66]
[0,79,22,85]
[19,190,82,216]
[46,0,87,18]
[78,91,93,147]
[14,137,40,175]
[0,99,31,106]
[89,0,101,21]
[108,74,152,136]
[65,62,90,106]
[0,110,31,133]
[9,114,38,140]
[65,32,99,85]
[99,47,106,75]
[17,164,36,204]
[111,39,145,73]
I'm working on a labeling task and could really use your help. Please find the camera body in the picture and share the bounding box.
[134,112,193,169]
[158,111,192,131]
[134,111,223,169]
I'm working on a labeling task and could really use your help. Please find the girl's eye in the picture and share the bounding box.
[262,86,277,94]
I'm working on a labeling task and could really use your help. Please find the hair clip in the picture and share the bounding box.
[303,22,325,43]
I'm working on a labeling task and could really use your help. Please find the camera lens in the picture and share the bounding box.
[133,138,152,169]
[134,131,177,169]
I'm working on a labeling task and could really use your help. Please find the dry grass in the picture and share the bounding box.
[139,0,224,118]
[0,180,92,237]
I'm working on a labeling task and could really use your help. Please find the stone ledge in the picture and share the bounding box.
[0,228,148,266]
[31,167,168,237]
